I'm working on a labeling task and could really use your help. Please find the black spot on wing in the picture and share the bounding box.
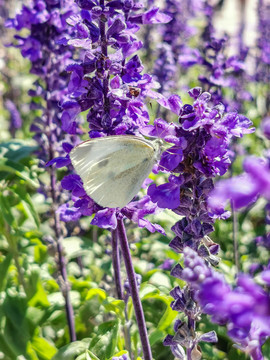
[98,159,109,168]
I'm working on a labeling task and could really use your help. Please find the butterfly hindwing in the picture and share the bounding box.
[70,136,158,208]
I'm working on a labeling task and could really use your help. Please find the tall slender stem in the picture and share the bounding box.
[117,219,152,360]
[44,54,76,340]
[186,347,192,360]
[46,99,76,341]
[111,229,132,356]
[188,316,195,331]
[238,0,246,54]
[111,229,124,300]
[50,168,77,342]
[99,0,110,115]
[232,202,240,272]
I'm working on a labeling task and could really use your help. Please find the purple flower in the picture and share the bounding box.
[148,89,253,221]
[174,248,270,358]
[261,116,270,140]
[262,268,270,285]
[171,1,252,113]
[91,208,117,229]
[122,196,166,234]
[148,176,182,210]
[255,233,270,250]
[159,259,175,271]
[153,43,177,96]
[57,203,85,222]
[159,146,184,171]
[164,319,217,358]
[179,47,202,68]
[152,0,202,95]
[61,174,86,197]
[141,117,177,142]
[8,2,81,341]
[7,0,80,169]
[256,1,270,83]
[5,99,22,136]
[157,94,182,115]
[208,156,270,212]
[129,7,172,24]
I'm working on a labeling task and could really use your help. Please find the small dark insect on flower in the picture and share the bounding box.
[128,86,141,97]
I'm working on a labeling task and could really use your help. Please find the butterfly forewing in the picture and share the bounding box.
[70,136,159,208]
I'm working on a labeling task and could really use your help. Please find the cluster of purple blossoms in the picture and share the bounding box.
[42,2,170,356]
[6,0,79,168]
[256,233,270,251]
[161,0,202,57]
[146,87,254,213]
[6,0,80,342]
[49,0,170,234]
[165,247,270,360]
[208,156,270,213]
[153,42,177,97]
[208,151,270,311]
[153,0,203,96]
[4,99,22,137]
[256,0,270,84]
[175,1,252,113]
[261,117,270,140]
[196,36,251,112]
[140,87,254,357]
[257,0,270,131]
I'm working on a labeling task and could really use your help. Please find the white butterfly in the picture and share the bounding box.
[69,135,162,208]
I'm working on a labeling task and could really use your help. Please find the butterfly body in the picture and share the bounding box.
[70,135,162,208]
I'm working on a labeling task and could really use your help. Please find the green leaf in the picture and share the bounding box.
[85,288,107,302]
[47,291,80,307]
[262,337,270,359]
[0,157,38,187]
[26,342,40,360]
[149,330,165,346]
[12,185,40,227]
[76,350,100,360]
[0,194,16,227]
[2,291,31,357]
[110,351,129,360]
[103,297,125,320]
[0,253,12,291]
[140,284,160,300]
[62,236,88,259]
[31,336,57,360]
[26,307,46,331]
[26,269,50,307]
[32,238,48,264]
[0,140,37,162]
[90,320,120,359]
[0,333,18,359]
[157,296,177,331]
[52,339,91,360]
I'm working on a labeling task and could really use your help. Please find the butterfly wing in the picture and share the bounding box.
[70,136,158,208]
